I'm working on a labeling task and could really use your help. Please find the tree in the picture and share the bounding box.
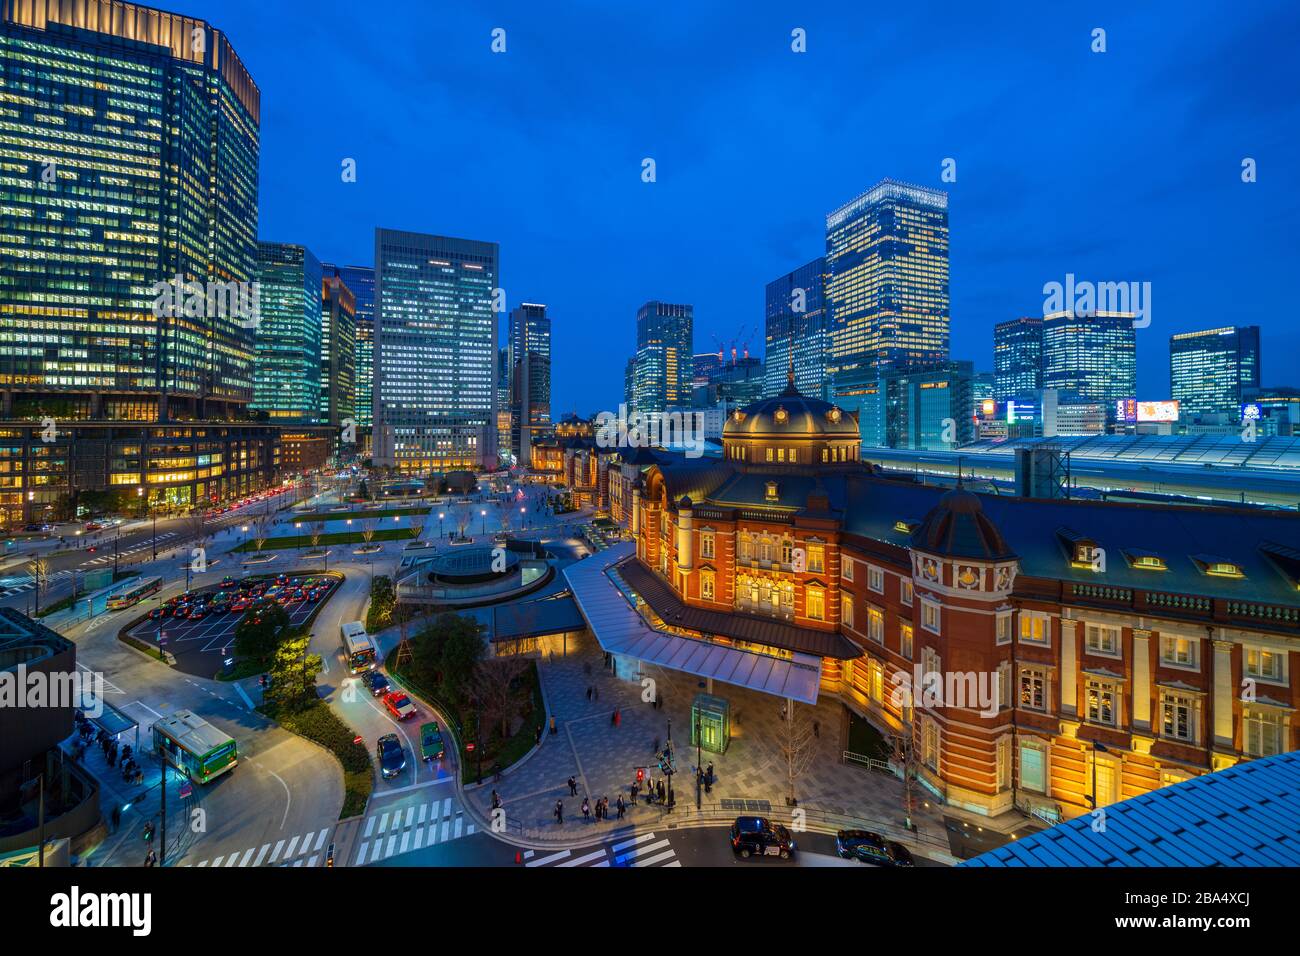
[234,600,291,663]
[472,641,531,739]
[308,519,325,550]
[407,510,427,543]
[454,505,472,541]
[265,633,322,711]
[776,701,819,807]
[360,517,378,546]
[410,613,484,701]
[252,513,272,552]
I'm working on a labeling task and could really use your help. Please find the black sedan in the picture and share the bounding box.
[835,829,915,867]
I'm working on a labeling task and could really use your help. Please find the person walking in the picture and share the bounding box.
[568,776,578,796]
[491,789,501,811]
[549,715,557,736]
[144,849,157,867]
[581,797,590,821]
[586,686,593,702]
[616,795,626,820]
[554,799,564,825]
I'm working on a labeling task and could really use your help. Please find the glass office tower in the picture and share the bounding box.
[508,302,551,460]
[320,272,357,432]
[1041,311,1137,404]
[632,301,693,413]
[322,264,375,430]
[1170,326,1261,418]
[0,0,259,422]
[825,179,949,377]
[764,257,828,398]
[252,243,322,423]
[372,229,498,472]
[993,317,1044,402]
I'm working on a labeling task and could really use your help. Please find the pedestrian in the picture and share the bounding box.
[568,775,578,796]
[610,709,618,727]
[554,800,563,825]
[616,795,625,819]
[657,779,665,803]
[111,805,121,831]
[491,789,501,811]
[586,686,592,702]
[535,725,543,746]
[549,715,557,736]
[144,849,157,867]
[581,798,590,821]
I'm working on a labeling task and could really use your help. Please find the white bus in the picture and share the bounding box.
[341,621,377,673]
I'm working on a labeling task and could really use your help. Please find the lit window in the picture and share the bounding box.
[807,544,825,573]
[1019,667,1047,711]
[1086,679,1117,726]
[700,531,715,559]
[842,558,854,581]
[1245,646,1285,682]
[806,587,825,621]
[1019,611,1051,645]
[843,597,854,629]
[1019,740,1048,793]
[1243,708,1283,757]
[921,599,940,634]
[868,606,884,644]
[900,623,914,660]
[901,580,913,607]
[701,570,715,601]
[1159,635,1197,669]
[1160,691,1198,743]
[995,611,1012,645]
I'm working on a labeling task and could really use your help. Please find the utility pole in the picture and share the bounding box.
[37,772,45,867]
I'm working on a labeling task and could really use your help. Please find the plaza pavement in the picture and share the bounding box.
[461,629,959,859]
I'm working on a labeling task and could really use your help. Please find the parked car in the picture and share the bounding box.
[729,817,796,860]
[834,830,915,867]
[366,671,390,697]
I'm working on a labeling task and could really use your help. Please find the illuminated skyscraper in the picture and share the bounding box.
[764,257,828,398]
[322,264,374,431]
[372,229,498,471]
[509,303,551,463]
[0,0,275,525]
[320,272,357,435]
[993,317,1044,401]
[632,301,693,413]
[825,180,949,376]
[0,0,260,421]
[252,243,322,424]
[1170,326,1261,418]
[1041,311,1136,404]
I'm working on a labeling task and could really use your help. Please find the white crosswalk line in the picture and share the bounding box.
[418,802,427,825]
[355,841,369,865]
[237,847,255,867]
[306,855,318,867]
[376,812,389,834]
[385,834,397,858]
[196,860,209,867]
[405,806,415,828]
[369,840,382,863]
[664,860,681,867]
[425,821,438,845]
[442,797,451,818]
[611,832,657,853]
[211,855,224,867]
[413,827,424,850]
[526,850,570,867]
[632,849,677,867]
[284,835,300,859]
[557,848,608,867]
[440,820,450,842]
[268,839,285,863]
[312,828,328,852]
[453,815,463,838]
[253,844,271,867]
[363,814,376,838]
[399,830,411,854]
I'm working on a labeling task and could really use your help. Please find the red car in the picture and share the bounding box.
[383,691,417,721]
[230,597,252,613]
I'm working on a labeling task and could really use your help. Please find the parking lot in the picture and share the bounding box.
[127,573,341,678]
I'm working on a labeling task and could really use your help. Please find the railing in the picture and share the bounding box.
[842,750,895,774]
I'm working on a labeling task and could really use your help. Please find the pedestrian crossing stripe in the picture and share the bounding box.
[354,797,472,865]
[187,826,329,868]
[523,833,679,868]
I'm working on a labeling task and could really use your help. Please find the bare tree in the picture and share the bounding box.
[407,510,427,543]
[252,513,272,553]
[776,701,819,807]
[360,517,379,546]
[454,505,472,541]
[472,641,531,739]
[309,520,326,551]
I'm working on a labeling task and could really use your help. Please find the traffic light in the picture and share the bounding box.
[635,767,645,784]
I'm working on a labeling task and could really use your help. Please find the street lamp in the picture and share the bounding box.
[439,512,445,540]
[480,509,487,536]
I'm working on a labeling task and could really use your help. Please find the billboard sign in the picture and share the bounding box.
[1136,400,1180,423]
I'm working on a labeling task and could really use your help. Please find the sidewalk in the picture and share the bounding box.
[462,629,954,856]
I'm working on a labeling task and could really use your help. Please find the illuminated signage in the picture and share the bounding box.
[1114,398,1138,423]
[1136,400,1180,423]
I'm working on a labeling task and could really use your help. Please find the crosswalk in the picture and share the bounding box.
[523,832,681,868]
[187,826,332,868]
[354,796,475,865]
[0,568,76,599]
[80,531,179,566]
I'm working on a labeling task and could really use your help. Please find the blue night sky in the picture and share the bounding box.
[205,0,1299,416]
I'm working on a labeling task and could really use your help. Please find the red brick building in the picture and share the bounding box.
[622,382,1300,821]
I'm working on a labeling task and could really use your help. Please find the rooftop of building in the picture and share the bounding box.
[964,751,1300,867]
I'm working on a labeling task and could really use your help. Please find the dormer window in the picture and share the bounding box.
[894,519,919,535]
[765,480,778,502]
[1191,554,1246,579]
[1124,549,1167,571]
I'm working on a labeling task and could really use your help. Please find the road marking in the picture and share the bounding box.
[399,830,410,854]
[210,855,224,867]
[233,683,254,709]
[557,848,608,867]
[312,828,328,852]
[363,815,377,838]
[253,843,271,867]
[611,832,657,853]
[385,834,397,857]
[376,812,389,834]
[237,847,255,867]
[268,839,285,864]
[526,850,570,867]
[284,835,300,858]
[632,848,677,867]
[417,803,427,825]
[614,838,671,865]
[354,841,369,866]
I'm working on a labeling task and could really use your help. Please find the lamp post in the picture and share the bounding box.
[439,512,445,540]
[480,509,487,537]
[1086,740,1110,811]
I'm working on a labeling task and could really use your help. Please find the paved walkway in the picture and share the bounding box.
[462,629,952,854]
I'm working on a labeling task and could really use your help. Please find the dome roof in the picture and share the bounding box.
[724,382,858,439]
[912,486,1016,561]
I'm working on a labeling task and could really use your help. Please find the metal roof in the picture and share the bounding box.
[563,543,821,704]
[964,751,1300,867]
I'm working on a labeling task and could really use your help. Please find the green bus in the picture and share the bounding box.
[152,710,237,784]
